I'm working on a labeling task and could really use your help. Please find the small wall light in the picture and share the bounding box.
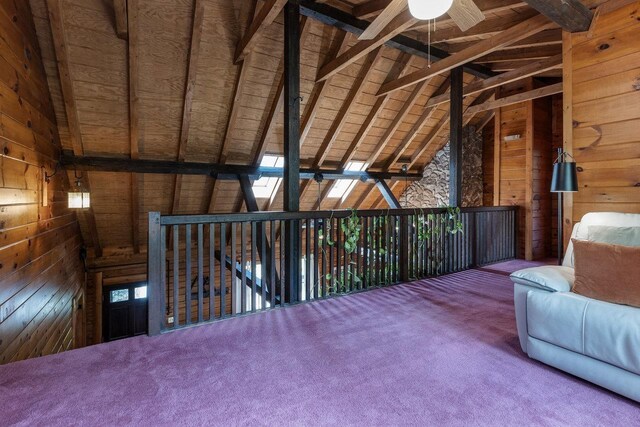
[68,171,90,209]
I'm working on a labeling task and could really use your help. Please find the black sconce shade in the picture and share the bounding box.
[551,160,578,193]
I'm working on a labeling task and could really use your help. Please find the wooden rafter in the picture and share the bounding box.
[313,53,416,211]
[316,9,416,82]
[377,13,555,96]
[47,0,102,257]
[313,48,384,168]
[252,17,310,165]
[365,0,527,22]
[113,0,128,40]
[383,77,452,169]
[446,28,562,53]
[426,53,562,108]
[358,0,406,40]
[235,0,288,63]
[522,0,593,32]
[300,31,349,146]
[128,0,140,253]
[365,77,429,166]
[465,82,562,115]
[171,0,205,215]
[475,45,561,63]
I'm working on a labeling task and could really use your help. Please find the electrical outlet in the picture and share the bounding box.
[167,316,174,324]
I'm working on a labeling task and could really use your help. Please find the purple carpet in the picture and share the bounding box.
[1,261,638,426]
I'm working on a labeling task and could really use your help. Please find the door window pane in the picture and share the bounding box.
[110,289,129,303]
[134,286,147,299]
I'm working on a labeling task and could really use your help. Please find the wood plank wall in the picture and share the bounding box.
[490,79,554,260]
[0,1,85,364]
[563,1,640,243]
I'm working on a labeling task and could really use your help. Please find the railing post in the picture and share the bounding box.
[148,211,163,336]
[470,211,477,268]
[399,215,409,283]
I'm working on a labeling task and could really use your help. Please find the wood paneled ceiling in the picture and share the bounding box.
[28,0,576,259]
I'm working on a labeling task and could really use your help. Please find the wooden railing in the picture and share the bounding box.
[147,207,517,335]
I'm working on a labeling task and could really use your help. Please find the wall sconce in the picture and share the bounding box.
[68,171,90,209]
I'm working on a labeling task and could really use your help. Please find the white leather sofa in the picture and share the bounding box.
[511,212,640,402]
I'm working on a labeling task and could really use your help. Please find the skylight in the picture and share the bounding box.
[327,161,368,201]
[252,155,284,199]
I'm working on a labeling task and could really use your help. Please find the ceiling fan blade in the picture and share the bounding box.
[358,0,407,40]
[448,0,486,32]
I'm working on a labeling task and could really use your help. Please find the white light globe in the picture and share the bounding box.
[408,0,454,20]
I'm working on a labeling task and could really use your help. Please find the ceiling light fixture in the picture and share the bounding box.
[407,0,454,20]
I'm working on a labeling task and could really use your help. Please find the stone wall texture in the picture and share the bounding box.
[400,126,483,208]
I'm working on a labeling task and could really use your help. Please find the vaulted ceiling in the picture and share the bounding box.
[28,0,579,259]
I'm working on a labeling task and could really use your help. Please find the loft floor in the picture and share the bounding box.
[1,261,638,426]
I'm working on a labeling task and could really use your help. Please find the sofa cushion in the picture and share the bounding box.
[572,239,640,308]
[510,266,574,292]
[527,291,640,375]
[563,212,640,268]
[588,225,640,246]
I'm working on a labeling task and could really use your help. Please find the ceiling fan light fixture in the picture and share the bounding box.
[408,0,454,20]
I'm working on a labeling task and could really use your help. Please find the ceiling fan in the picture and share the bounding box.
[358,0,486,40]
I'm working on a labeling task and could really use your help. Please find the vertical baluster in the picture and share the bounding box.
[314,218,319,299]
[321,219,327,298]
[160,225,167,330]
[356,216,362,290]
[329,217,335,294]
[241,222,247,314]
[280,220,285,306]
[197,224,204,323]
[305,219,311,301]
[230,222,237,316]
[220,223,226,318]
[251,221,257,312]
[362,216,368,289]
[261,221,267,308]
[209,223,215,320]
[185,224,192,325]
[173,225,179,327]
[270,221,276,308]
[336,217,342,293]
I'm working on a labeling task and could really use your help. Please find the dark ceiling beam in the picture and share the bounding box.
[60,155,424,181]
[295,0,496,78]
[522,0,593,32]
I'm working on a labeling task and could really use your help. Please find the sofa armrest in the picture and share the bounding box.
[510,266,574,293]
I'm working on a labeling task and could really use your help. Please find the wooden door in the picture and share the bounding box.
[103,283,148,342]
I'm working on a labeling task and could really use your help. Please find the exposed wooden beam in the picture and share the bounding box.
[465,82,562,115]
[313,48,383,167]
[316,10,415,82]
[377,14,555,96]
[354,0,392,18]
[365,77,431,166]
[127,0,140,253]
[61,155,424,180]
[317,53,415,211]
[523,0,593,32]
[340,53,416,166]
[297,0,496,78]
[47,0,102,257]
[375,179,401,208]
[475,45,561,63]
[426,53,562,108]
[358,0,406,40]
[253,17,309,165]
[113,0,128,40]
[171,0,205,215]
[382,76,451,169]
[445,29,562,53]
[235,0,288,63]
[300,32,349,147]
[208,2,259,213]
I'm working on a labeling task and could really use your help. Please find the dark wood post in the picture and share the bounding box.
[284,1,301,303]
[375,179,401,208]
[449,66,463,207]
[398,215,409,282]
[147,211,163,335]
